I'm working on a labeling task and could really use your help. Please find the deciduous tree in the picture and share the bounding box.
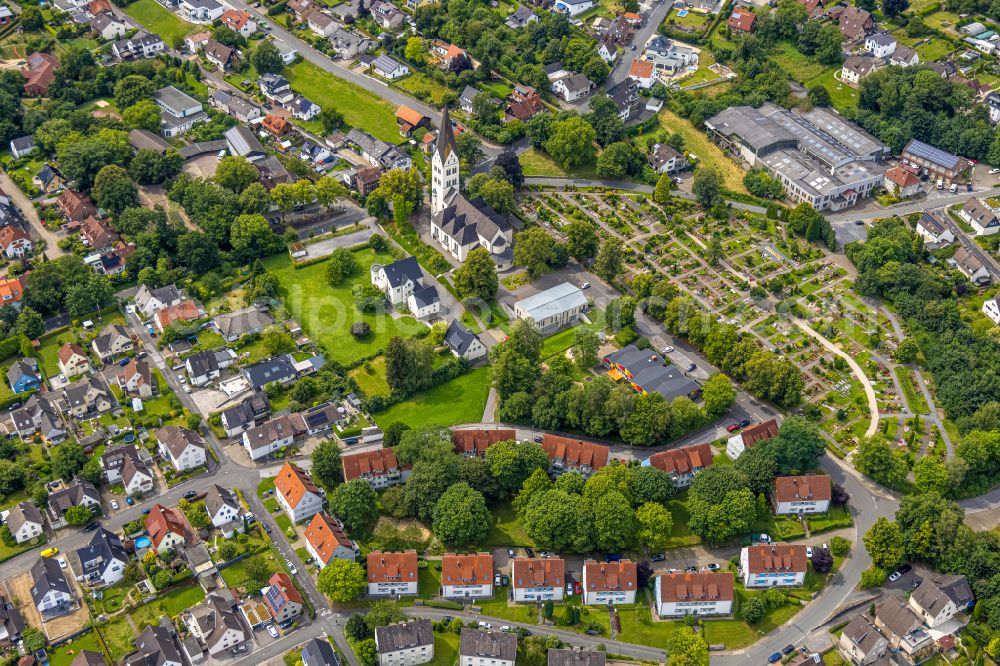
[432,482,491,547]
[318,559,367,602]
[453,247,499,301]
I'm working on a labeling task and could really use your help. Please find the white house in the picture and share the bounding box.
[740,545,808,588]
[304,512,359,567]
[959,197,1000,235]
[983,297,1000,325]
[368,551,419,596]
[371,54,409,79]
[121,456,154,496]
[57,343,91,378]
[655,572,735,617]
[772,475,832,514]
[180,0,224,23]
[6,502,43,544]
[371,256,424,306]
[949,247,992,284]
[865,32,896,58]
[581,560,637,605]
[511,557,564,602]
[186,593,247,657]
[443,319,487,361]
[553,0,593,15]
[908,575,974,628]
[406,286,440,319]
[135,283,183,318]
[375,620,433,666]
[459,629,516,666]
[643,443,712,489]
[726,419,779,459]
[274,461,324,523]
[916,212,955,245]
[262,572,304,624]
[156,426,207,472]
[342,448,411,489]
[307,11,337,36]
[242,415,297,461]
[203,485,243,535]
[514,283,588,334]
[628,59,656,89]
[30,557,74,619]
[72,528,128,587]
[552,73,591,102]
[440,553,493,599]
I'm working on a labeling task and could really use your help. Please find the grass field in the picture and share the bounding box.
[372,366,491,428]
[349,356,391,396]
[804,68,858,112]
[99,619,135,662]
[646,109,747,193]
[896,367,929,414]
[393,72,454,107]
[262,249,421,365]
[48,631,107,666]
[771,42,827,83]
[484,501,536,547]
[520,148,598,179]
[429,632,460,666]
[122,0,196,44]
[286,61,400,142]
[129,584,206,629]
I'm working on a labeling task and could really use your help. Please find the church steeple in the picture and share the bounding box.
[435,106,457,162]
[431,106,460,216]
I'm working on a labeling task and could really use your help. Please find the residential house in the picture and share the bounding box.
[644,35,699,77]
[154,300,201,332]
[152,86,209,137]
[34,164,64,194]
[374,620,434,666]
[331,28,372,59]
[90,12,127,40]
[62,375,115,419]
[407,286,440,319]
[212,306,275,342]
[874,599,934,663]
[274,462,324,523]
[220,9,256,36]
[459,629,516,666]
[727,7,756,33]
[841,55,882,86]
[443,319,487,361]
[354,166,382,196]
[839,5,873,41]
[116,358,153,398]
[452,428,514,457]
[838,615,888,666]
[6,502,43,544]
[916,211,954,246]
[552,0,594,15]
[70,653,106,666]
[431,40,468,69]
[370,0,404,29]
[0,277,23,310]
[772,475,832,514]
[740,544,808,587]
[186,31,211,52]
[219,391,270,437]
[581,559,638,605]
[342,448,410,489]
[157,426,207,472]
[367,550,419,596]
[909,574,974,628]
[628,59,656,89]
[91,324,132,363]
[959,197,1000,235]
[603,345,701,402]
[511,557,564,602]
[0,596,24,645]
[287,0,315,21]
[185,349,235,387]
[296,402,341,437]
[180,0,224,23]
[541,434,609,478]
[57,343,91,378]
[648,143,688,173]
[260,74,294,105]
[242,355,298,389]
[643,443,712,488]
[949,247,992,285]
[102,445,154,496]
[304,512,359,568]
[606,79,641,122]
[210,91,262,124]
[263,572,304,623]
[865,32,896,58]
[30,557,74,619]
[371,256,424,306]
[81,216,120,252]
[505,5,537,28]
[547,651,605,666]
[242,415,297,461]
[345,128,411,170]
[459,85,481,114]
[185,593,246,657]
[396,105,431,136]
[307,11,338,36]
[984,296,1000,325]
[302,639,341,666]
[655,572,735,617]
[7,393,65,444]
[371,54,409,79]
[726,418,779,459]
[204,39,234,70]
[126,625,183,666]
[203,485,243,537]
[883,165,922,198]
[22,52,59,96]
[47,481,100,528]
[71,528,128,587]
[505,85,544,122]
[890,44,919,66]
[0,224,31,259]
[146,504,191,554]
[135,284,183,318]
[9,136,35,159]
[901,138,970,184]
[440,553,493,598]
[7,358,41,395]
[58,190,96,223]
[111,33,166,59]
[514,283,588,332]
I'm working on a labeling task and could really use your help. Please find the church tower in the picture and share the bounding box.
[431,106,460,216]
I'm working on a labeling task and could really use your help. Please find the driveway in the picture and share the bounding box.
[296,226,374,260]
[0,172,66,258]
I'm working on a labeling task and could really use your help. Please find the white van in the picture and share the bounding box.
[950,183,958,194]
[937,178,944,190]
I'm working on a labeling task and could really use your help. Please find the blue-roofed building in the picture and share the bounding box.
[288,95,321,121]
[7,358,41,395]
[242,355,298,389]
[902,138,971,183]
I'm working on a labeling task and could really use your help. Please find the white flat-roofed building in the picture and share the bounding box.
[514,282,588,333]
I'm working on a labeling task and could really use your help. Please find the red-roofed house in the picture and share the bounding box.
[263,572,303,623]
[726,419,779,460]
[154,300,200,332]
[655,572,735,617]
[582,559,638,605]
[451,429,515,457]
[441,553,493,598]
[342,449,410,489]
[304,512,358,568]
[740,544,808,587]
[396,105,430,136]
[628,59,656,89]
[220,9,257,36]
[0,225,32,258]
[728,8,756,33]
[81,216,119,252]
[431,40,468,69]
[57,190,96,223]
[261,114,288,137]
[773,475,832,514]
[58,343,91,377]
[644,443,713,488]
[541,434,610,478]
[883,165,921,198]
[0,277,24,308]
[367,550,418,596]
[274,461,324,522]
[145,503,191,554]
[511,557,564,602]
[22,53,59,97]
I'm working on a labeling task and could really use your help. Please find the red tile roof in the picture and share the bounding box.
[541,434,609,470]
[773,475,832,503]
[728,8,756,31]
[646,443,713,476]
[274,462,320,510]
[0,277,24,303]
[511,557,564,589]
[154,300,200,329]
[740,419,779,447]
[629,59,654,79]
[304,512,354,565]
[583,559,638,593]
[267,572,303,605]
[367,550,418,583]
[145,503,189,549]
[658,572,734,602]
[744,544,808,574]
[441,553,493,586]
[452,429,515,456]
[342,448,400,482]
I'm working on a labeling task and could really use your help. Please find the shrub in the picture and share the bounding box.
[829,536,851,557]
[859,567,887,589]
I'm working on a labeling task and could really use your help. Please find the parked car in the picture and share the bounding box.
[581,282,590,289]
[684,565,698,572]
[184,490,198,499]
[532,435,543,443]
[142,508,151,515]
[662,346,674,354]
[706,563,720,571]
[110,500,120,511]
[286,561,297,575]
[888,571,902,582]
[605,553,621,562]
[119,358,130,367]
[768,653,783,664]
[738,418,752,428]
[990,167,1000,174]
[540,551,555,558]
[782,645,795,655]
[125,495,134,506]
[494,574,502,586]
[525,548,535,558]
[899,564,912,574]
[806,546,813,559]
[41,547,58,557]
[686,363,697,372]
[267,625,279,639]
[85,521,100,531]
[726,423,740,432]
[501,575,509,586]
[479,622,491,629]
[57,557,67,569]
[565,584,573,596]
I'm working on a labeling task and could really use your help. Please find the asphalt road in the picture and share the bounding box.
[606,0,673,88]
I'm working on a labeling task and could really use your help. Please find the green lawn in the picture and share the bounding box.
[640,109,748,193]
[98,619,136,662]
[664,495,700,548]
[896,367,929,414]
[47,631,107,666]
[257,477,276,497]
[349,356,391,396]
[122,0,197,44]
[429,632,460,666]
[804,68,858,113]
[483,501,536,547]
[393,72,454,107]
[520,148,598,179]
[771,42,827,83]
[129,584,206,629]
[372,367,491,429]
[37,331,69,378]
[286,61,401,142]
[262,249,422,365]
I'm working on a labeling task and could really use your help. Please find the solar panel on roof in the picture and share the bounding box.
[906,139,960,169]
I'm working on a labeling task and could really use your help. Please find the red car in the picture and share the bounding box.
[726,423,740,432]
[574,582,582,595]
